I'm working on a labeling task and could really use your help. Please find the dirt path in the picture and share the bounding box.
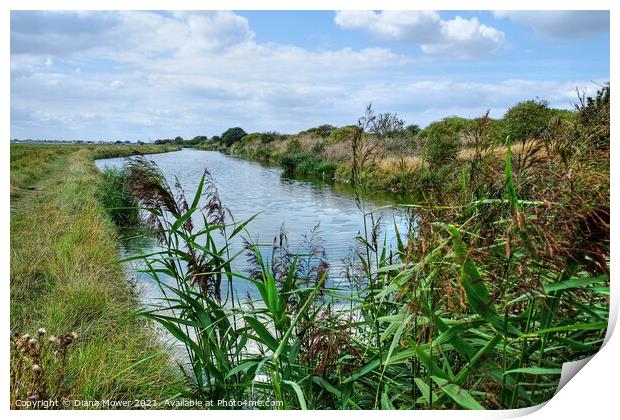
[10,153,72,214]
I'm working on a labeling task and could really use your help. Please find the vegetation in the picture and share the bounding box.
[96,167,141,226]
[9,84,609,410]
[10,143,181,409]
[221,127,248,147]
[194,93,586,195]
[121,85,608,409]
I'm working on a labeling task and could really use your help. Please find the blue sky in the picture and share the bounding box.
[10,10,609,141]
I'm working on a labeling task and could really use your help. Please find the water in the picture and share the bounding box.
[95,148,413,303]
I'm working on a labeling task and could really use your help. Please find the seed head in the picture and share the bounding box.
[48,335,57,343]
[37,328,47,336]
[70,331,78,340]
[31,364,42,373]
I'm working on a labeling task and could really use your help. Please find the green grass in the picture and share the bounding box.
[10,144,181,408]
[96,167,141,227]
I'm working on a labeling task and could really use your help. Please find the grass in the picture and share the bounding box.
[96,167,141,226]
[10,143,181,408]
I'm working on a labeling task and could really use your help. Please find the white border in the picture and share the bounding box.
[2,1,616,419]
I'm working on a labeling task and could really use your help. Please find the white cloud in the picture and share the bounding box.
[9,11,607,141]
[334,10,504,58]
[493,11,609,38]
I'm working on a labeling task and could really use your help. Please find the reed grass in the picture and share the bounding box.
[128,110,608,409]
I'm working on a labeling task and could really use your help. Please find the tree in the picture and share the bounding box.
[502,100,553,143]
[174,136,184,145]
[404,124,421,137]
[221,127,247,147]
[306,124,336,138]
[372,112,405,138]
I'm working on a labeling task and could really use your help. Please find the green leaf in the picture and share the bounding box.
[544,274,608,293]
[431,376,485,410]
[504,367,562,376]
[225,359,262,379]
[283,380,307,410]
[244,316,279,352]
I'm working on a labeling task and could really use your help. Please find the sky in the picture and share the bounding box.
[10,10,610,141]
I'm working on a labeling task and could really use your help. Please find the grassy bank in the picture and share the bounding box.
[10,144,181,408]
[196,100,578,194]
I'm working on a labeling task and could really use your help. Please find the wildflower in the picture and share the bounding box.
[28,338,38,347]
[48,335,57,343]
[27,391,38,401]
[37,328,47,336]
[31,364,42,373]
[70,332,78,340]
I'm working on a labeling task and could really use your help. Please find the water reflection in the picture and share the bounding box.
[96,149,414,301]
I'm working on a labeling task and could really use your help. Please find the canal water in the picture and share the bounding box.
[95,148,413,303]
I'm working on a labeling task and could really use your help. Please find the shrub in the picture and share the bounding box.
[328,125,357,143]
[423,134,461,169]
[420,117,476,140]
[502,99,553,143]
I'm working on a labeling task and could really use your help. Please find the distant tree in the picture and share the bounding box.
[404,124,421,137]
[329,125,357,143]
[174,136,184,145]
[502,100,553,143]
[372,112,405,138]
[306,124,336,138]
[221,127,247,147]
[211,135,221,143]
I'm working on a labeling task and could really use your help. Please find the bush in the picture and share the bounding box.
[421,117,476,139]
[328,125,357,143]
[423,134,461,169]
[96,167,140,226]
[577,84,610,147]
[279,153,336,179]
[502,100,553,143]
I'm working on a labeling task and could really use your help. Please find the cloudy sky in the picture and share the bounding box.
[10,10,609,141]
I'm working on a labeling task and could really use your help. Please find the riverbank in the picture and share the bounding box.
[10,144,181,407]
[196,125,532,194]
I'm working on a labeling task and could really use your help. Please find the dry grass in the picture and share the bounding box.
[376,156,422,174]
